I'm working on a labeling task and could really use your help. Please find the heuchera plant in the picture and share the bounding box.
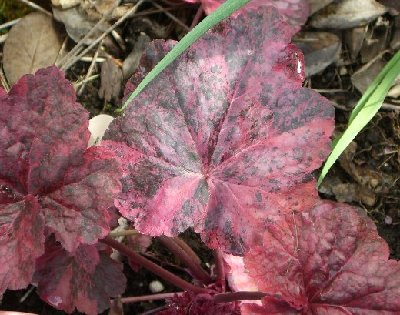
[1,5,400,315]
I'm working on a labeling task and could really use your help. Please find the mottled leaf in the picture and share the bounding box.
[185,0,309,28]
[34,241,126,315]
[0,195,44,296]
[0,66,121,255]
[105,10,334,254]
[243,201,400,313]
[41,146,122,251]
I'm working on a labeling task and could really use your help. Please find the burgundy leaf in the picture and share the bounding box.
[34,241,126,315]
[0,195,44,295]
[41,146,122,251]
[243,201,400,314]
[184,0,309,29]
[104,10,334,254]
[0,66,122,258]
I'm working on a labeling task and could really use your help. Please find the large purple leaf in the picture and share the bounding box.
[184,0,309,29]
[0,67,121,259]
[243,201,400,314]
[105,10,334,254]
[34,240,126,315]
[0,195,44,295]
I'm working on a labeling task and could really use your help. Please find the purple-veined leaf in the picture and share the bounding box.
[241,201,400,314]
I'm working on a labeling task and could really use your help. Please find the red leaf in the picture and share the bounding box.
[0,195,44,295]
[34,241,126,315]
[184,0,309,29]
[104,11,334,254]
[0,66,122,258]
[243,201,400,313]
[41,146,122,251]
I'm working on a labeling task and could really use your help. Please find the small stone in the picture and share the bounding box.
[385,216,393,225]
[149,280,164,293]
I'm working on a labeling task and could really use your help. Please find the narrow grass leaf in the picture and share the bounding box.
[318,50,400,186]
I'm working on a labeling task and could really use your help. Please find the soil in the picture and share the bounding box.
[0,0,399,314]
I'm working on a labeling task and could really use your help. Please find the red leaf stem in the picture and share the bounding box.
[214,249,226,291]
[120,292,183,304]
[214,291,267,303]
[100,236,209,294]
[172,237,202,265]
[158,236,212,284]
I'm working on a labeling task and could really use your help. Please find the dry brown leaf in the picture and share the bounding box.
[3,12,64,86]
[308,0,335,15]
[98,59,122,103]
[310,0,387,29]
[340,142,395,193]
[81,0,119,20]
[53,6,108,43]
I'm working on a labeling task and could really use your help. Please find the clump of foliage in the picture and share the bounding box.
[0,67,124,313]
[0,3,399,315]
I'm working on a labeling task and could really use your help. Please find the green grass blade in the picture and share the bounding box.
[119,0,251,112]
[349,51,400,124]
[318,50,400,186]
